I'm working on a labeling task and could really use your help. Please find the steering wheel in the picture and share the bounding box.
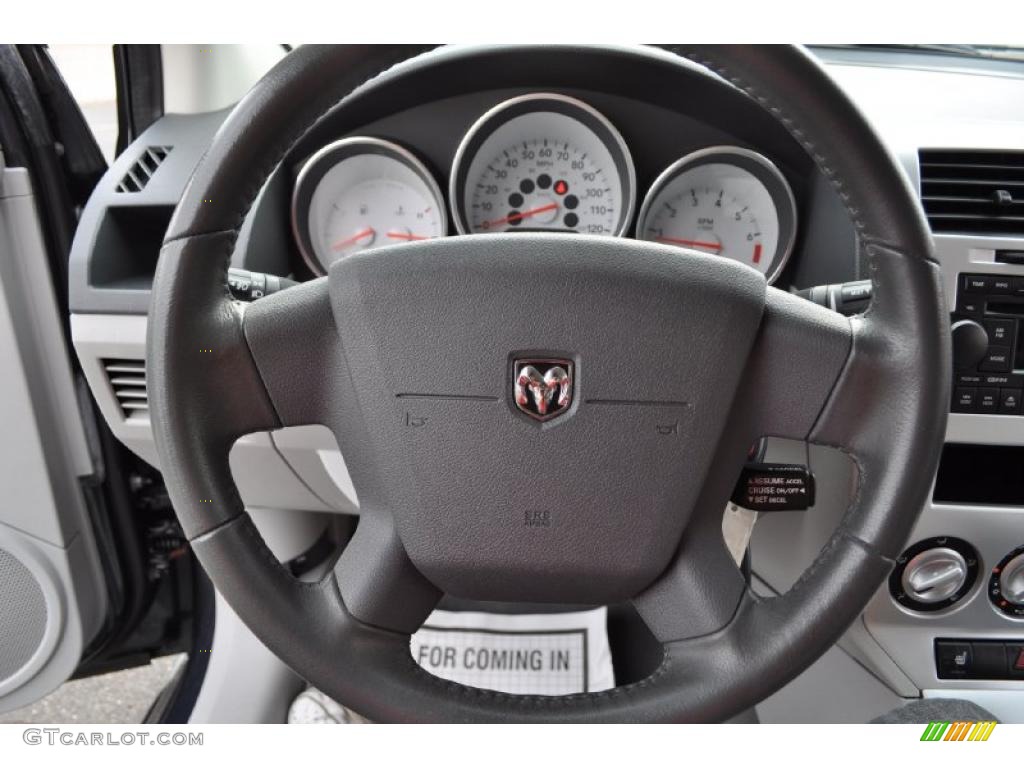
[148,45,949,722]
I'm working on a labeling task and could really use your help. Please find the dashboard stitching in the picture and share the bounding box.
[663,48,868,239]
[662,46,919,264]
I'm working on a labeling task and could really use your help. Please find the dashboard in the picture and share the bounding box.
[65,44,1024,720]
[290,92,798,283]
[247,46,856,295]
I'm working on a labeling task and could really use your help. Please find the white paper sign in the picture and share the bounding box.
[410,607,614,695]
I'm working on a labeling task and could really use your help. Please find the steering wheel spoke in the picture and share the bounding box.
[241,277,344,429]
[738,286,854,444]
[333,514,441,633]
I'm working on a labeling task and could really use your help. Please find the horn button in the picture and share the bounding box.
[328,235,766,604]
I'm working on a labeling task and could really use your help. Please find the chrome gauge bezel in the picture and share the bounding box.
[290,136,447,276]
[449,93,637,237]
[636,146,798,284]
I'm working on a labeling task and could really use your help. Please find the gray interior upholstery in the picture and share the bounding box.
[872,698,999,724]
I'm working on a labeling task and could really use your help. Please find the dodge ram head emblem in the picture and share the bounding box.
[513,359,574,421]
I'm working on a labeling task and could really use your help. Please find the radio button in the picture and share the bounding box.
[979,346,1012,372]
[964,275,992,293]
[936,640,973,678]
[1008,644,1024,679]
[978,388,999,412]
[1014,277,1024,297]
[991,277,1013,294]
[983,374,1014,386]
[953,387,977,411]
[1001,389,1022,414]
[957,298,983,314]
[985,319,1015,345]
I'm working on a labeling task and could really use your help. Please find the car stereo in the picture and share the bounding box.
[951,273,1024,414]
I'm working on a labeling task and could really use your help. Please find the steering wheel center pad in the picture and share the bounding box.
[319,235,763,602]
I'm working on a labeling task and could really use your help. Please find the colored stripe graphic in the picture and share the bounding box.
[921,721,949,741]
[920,721,996,742]
[973,722,997,741]
[944,721,970,740]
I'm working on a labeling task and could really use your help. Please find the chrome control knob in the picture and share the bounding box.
[951,319,989,371]
[998,552,1024,605]
[892,537,978,612]
[902,548,969,604]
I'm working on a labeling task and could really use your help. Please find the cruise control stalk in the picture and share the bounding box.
[796,279,872,316]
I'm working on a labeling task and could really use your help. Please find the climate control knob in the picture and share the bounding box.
[951,319,989,371]
[902,548,968,603]
[891,536,979,612]
[990,548,1024,618]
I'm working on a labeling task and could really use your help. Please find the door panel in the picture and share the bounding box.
[0,161,109,711]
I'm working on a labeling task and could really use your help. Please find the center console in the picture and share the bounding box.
[865,212,1024,709]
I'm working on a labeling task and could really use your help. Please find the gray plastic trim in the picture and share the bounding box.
[69,110,229,315]
[862,494,1024,694]
[72,313,355,516]
[0,166,107,711]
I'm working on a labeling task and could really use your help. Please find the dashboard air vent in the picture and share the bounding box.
[919,149,1024,235]
[115,146,171,193]
[102,358,147,419]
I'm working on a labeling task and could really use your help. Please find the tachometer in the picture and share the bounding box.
[292,137,446,274]
[451,94,635,236]
[636,147,797,283]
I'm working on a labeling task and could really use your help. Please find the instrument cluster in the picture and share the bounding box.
[291,92,798,283]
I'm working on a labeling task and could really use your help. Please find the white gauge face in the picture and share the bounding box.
[641,164,778,275]
[638,149,797,283]
[453,96,635,236]
[294,139,446,274]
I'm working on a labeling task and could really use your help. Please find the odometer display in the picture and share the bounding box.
[451,94,635,237]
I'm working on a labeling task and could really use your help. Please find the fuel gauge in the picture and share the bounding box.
[292,137,446,274]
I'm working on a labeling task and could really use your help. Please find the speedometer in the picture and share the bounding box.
[451,94,635,236]
[636,147,797,283]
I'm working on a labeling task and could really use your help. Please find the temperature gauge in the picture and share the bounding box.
[292,137,446,274]
[637,147,797,283]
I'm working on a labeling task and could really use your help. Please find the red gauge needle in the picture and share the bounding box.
[332,227,375,251]
[483,202,559,229]
[656,236,722,251]
[386,231,429,241]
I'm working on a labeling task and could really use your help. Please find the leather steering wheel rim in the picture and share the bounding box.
[148,44,949,722]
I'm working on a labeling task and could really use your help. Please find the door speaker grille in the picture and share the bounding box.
[0,549,48,684]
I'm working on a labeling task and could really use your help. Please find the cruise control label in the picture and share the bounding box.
[731,463,815,512]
